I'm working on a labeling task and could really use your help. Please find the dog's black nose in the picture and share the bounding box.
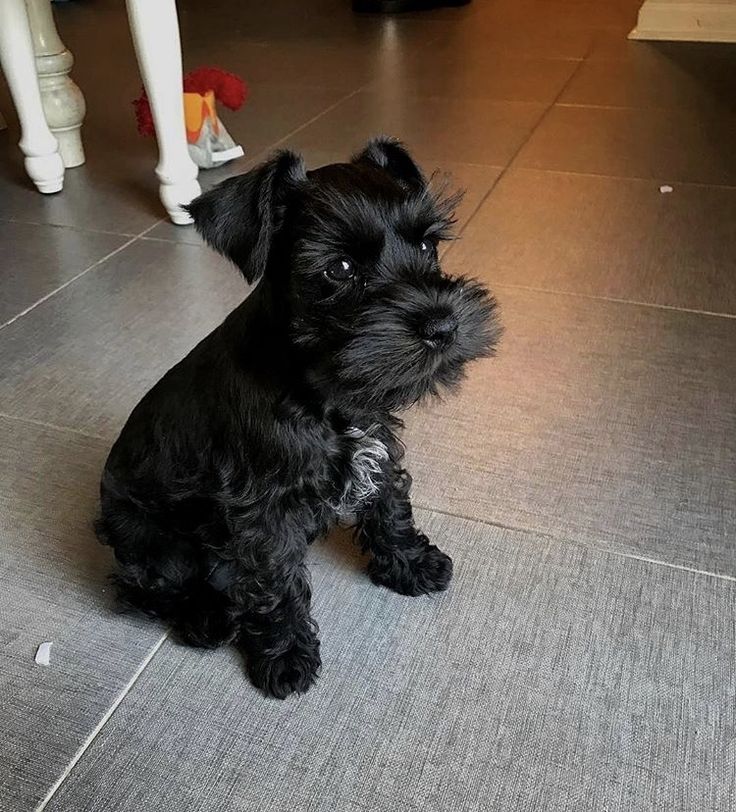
[420,313,458,345]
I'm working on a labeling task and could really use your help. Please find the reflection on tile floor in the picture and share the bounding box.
[1,0,735,809]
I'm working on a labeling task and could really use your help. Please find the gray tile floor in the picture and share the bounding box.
[1,0,735,810]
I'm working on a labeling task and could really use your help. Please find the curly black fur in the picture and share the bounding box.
[96,137,501,699]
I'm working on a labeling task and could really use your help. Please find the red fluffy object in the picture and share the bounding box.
[133,66,248,138]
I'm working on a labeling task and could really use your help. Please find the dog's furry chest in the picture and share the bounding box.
[331,426,389,516]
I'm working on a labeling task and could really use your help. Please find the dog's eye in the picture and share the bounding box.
[325,260,355,283]
[420,241,430,252]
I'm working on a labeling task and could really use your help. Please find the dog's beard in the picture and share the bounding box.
[331,278,500,412]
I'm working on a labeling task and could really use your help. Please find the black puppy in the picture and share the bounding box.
[96,138,500,698]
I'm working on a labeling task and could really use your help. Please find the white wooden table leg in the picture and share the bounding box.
[0,0,64,193]
[25,0,86,168]
[125,0,200,225]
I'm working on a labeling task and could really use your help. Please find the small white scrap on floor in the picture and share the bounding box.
[34,642,53,666]
[659,184,674,194]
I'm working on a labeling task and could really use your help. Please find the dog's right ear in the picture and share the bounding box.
[185,151,307,283]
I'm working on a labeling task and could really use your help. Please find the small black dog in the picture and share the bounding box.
[96,137,500,698]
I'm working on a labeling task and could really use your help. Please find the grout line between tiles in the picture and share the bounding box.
[414,503,736,585]
[213,83,375,174]
[35,632,170,812]
[491,280,736,321]
[483,164,736,191]
[255,85,369,155]
[139,234,202,246]
[0,216,141,238]
[0,412,106,441]
[414,502,557,541]
[555,100,733,114]
[0,221,162,333]
[448,55,590,245]
[585,547,736,584]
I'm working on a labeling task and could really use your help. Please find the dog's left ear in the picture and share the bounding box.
[185,150,307,283]
[352,136,426,192]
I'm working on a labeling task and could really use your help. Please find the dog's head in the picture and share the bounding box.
[187,137,500,411]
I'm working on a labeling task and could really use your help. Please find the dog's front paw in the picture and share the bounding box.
[248,637,322,699]
[368,540,453,596]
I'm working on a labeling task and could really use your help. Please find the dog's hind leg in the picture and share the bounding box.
[113,562,239,649]
[98,499,239,648]
[358,467,453,596]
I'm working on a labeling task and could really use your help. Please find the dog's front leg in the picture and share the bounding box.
[359,467,453,596]
[237,542,321,699]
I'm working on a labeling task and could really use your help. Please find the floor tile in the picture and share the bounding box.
[516,104,736,185]
[223,82,354,159]
[561,48,736,112]
[404,286,736,576]
[481,0,637,31]
[141,224,206,248]
[447,168,736,313]
[431,163,502,243]
[45,510,736,812]
[446,15,598,59]
[367,48,581,103]
[0,239,247,439]
[280,90,546,167]
[0,129,164,236]
[187,40,407,93]
[0,222,128,326]
[0,416,164,811]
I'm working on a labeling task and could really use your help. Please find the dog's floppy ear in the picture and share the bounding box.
[185,150,306,283]
[352,136,426,192]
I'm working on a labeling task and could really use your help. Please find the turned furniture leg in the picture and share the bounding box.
[125,0,200,225]
[0,0,64,193]
[25,0,86,168]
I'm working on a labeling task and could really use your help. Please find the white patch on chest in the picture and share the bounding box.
[332,425,389,517]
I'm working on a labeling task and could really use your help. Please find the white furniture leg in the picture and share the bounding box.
[25,0,86,167]
[0,0,64,193]
[125,0,200,225]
